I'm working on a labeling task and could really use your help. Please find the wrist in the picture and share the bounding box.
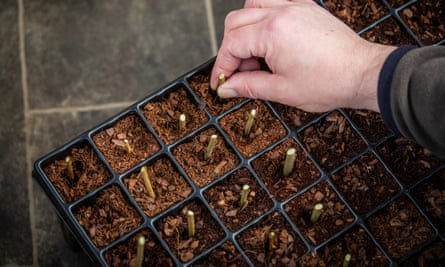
[354,42,397,111]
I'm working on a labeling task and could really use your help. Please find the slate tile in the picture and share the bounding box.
[29,109,122,267]
[25,0,213,110]
[29,108,124,157]
[0,0,33,265]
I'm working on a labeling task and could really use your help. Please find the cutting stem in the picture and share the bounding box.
[140,166,156,199]
[244,109,257,136]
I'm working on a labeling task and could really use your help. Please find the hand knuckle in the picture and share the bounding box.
[244,82,258,99]
[224,11,238,29]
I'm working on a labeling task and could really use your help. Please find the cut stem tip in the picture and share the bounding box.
[239,184,250,208]
[135,235,145,267]
[268,231,277,251]
[65,156,75,182]
[310,203,324,223]
[187,210,195,238]
[140,166,156,199]
[217,73,226,87]
[204,134,218,160]
[244,109,257,136]
[179,113,186,131]
[124,139,133,154]
[343,253,351,267]
[283,148,297,177]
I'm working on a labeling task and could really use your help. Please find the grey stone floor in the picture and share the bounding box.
[0,1,242,266]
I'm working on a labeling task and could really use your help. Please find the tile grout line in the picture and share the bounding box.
[16,2,215,265]
[18,0,38,265]
[204,0,218,55]
[28,101,136,115]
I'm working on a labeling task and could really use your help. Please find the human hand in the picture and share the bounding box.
[210,0,396,112]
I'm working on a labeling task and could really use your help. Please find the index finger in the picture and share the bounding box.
[244,0,292,8]
[210,11,271,89]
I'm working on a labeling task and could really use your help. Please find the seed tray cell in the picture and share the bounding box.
[33,0,445,266]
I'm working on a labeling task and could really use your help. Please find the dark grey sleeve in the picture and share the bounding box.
[390,46,445,158]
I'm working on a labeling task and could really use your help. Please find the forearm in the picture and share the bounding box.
[378,46,445,158]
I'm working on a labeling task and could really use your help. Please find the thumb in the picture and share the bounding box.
[217,71,288,103]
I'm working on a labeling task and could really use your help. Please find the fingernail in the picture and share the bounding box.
[217,84,239,98]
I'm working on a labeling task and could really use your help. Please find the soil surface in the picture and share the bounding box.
[236,211,307,267]
[345,109,392,144]
[252,138,320,202]
[220,100,287,158]
[360,17,417,46]
[299,111,367,171]
[386,0,409,8]
[123,157,193,217]
[402,240,445,267]
[74,185,142,248]
[142,87,208,145]
[191,241,248,267]
[172,127,239,187]
[93,114,160,174]
[400,0,445,45]
[271,102,321,131]
[203,167,274,231]
[377,137,445,186]
[187,72,245,116]
[285,181,354,245]
[331,152,400,216]
[412,169,445,234]
[324,0,388,32]
[44,144,112,203]
[156,200,225,263]
[367,195,435,260]
[297,226,388,266]
[104,229,174,266]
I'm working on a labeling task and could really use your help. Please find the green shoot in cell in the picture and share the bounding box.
[179,113,186,131]
[135,235,145,267]
[239,184,250,208]
[310,203,324,223]
[244,109,257,136]
[187,210,195,238]
[268,231,277,251]
[140,166,156,199]
[65,156,75,182]
[343,253,351,267]
[124,139,133,154]
[204,134,218,160]
[283,148,296,177]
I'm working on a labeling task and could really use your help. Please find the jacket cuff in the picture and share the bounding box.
[378,45,417,136]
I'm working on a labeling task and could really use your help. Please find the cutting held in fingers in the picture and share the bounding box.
[217,73,226,88]
[212,8,272,90]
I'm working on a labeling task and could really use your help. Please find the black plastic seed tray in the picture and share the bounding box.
[33,0,445,266]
